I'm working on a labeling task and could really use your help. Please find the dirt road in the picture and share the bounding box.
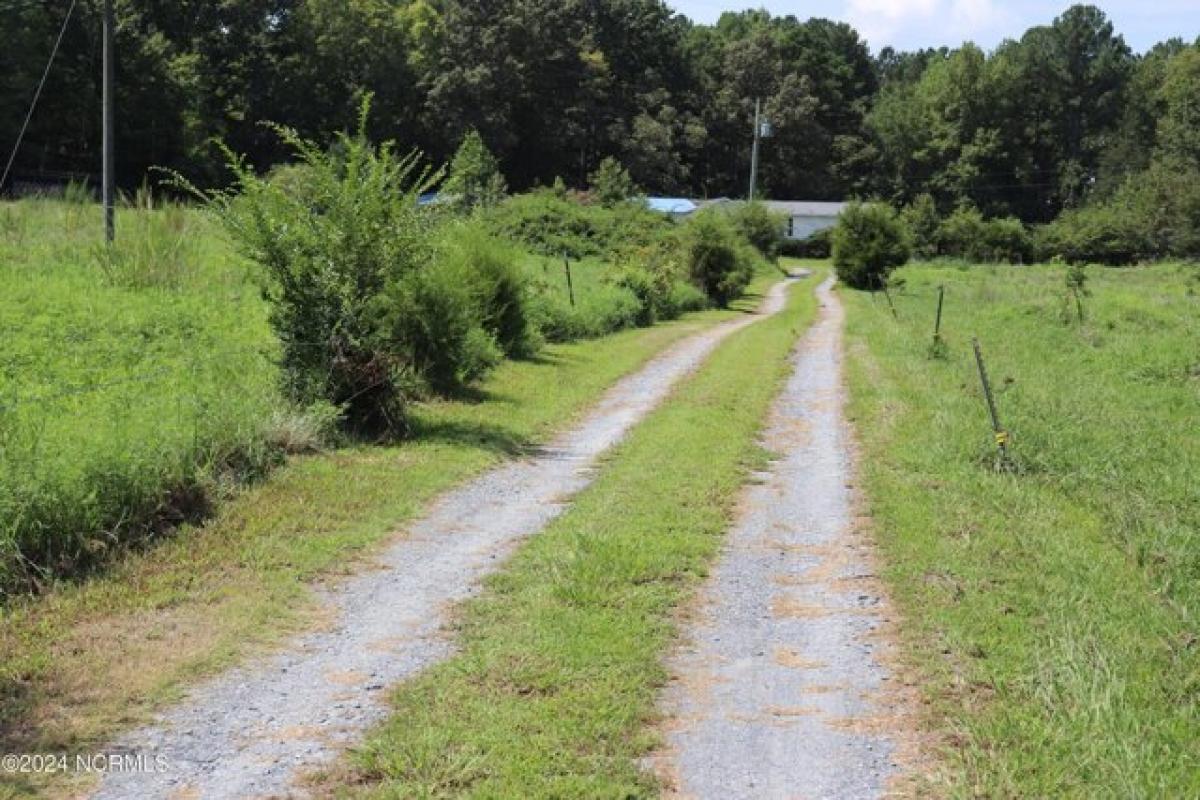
[91,279,799,800]
[652,277,910,799]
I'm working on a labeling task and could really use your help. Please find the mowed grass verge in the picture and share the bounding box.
[842,264,1200,796]
[0,270,781,800]
[319,272,820,797]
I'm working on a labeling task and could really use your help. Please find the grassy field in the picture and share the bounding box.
[0,241,780,799]
[312,272,820,798]
[842,263,1200,796]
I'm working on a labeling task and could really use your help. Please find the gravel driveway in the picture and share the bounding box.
[90,278,798,800]
[650,276,910,799]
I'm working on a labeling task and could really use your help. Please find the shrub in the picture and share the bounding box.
[729,201,786,260]
[486,189,671,261]
[610,237,708,325]
[936,206,1031,264]
[528,278,642,341]
[486,190,604,259]
[182,101,505,435]
[436,223,539,358]
[372,260,502,394]
[679,208,757,306]
[1035,204,1151,266]
[831,202,911,289]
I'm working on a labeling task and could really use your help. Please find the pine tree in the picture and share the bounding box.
[443,129,507,212]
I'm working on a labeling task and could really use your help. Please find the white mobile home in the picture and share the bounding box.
[764,201,847,240]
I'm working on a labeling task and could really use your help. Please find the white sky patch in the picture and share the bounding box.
[845,0,1007,49]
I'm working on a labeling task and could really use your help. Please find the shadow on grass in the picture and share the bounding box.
[407,417,530,458]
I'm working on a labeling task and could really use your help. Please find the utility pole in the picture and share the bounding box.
[102,0,115,242]
[748,97,761,201]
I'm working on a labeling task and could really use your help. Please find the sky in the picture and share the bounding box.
[670,0,1200,54]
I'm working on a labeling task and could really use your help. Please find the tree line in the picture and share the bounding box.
[3,1,1198,226]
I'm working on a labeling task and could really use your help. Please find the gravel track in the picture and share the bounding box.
[651,277,908,799]
[91,279,797,800]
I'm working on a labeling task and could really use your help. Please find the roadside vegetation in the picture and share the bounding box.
[1,111,775,598]
[0,267,781,798]
[842,263,1200,796]
[312,271,819,798]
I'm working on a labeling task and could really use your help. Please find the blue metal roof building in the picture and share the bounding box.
[645,197,698,216]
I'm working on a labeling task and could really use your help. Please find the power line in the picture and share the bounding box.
[0,0,78,195]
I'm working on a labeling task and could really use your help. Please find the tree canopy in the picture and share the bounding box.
[3,1,1197,224]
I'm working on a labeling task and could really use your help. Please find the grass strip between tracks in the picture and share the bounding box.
[322,271,821,798]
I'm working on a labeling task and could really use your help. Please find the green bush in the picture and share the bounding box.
[436,224,540,358]
[831,202,911,289]
[442,129,507,214]
[936,206,1031,264]
[1036,204,1152,266]
[185,103,504,434]
[487,190,605,260]
[373,260,502,394]
[729,201,785,260]
[486,190,671,262]
[528,277,642,341]
[678,208,757,307]
[610,238,709,326]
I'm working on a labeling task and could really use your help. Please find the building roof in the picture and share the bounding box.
[761,200,848,217]
[645,197,699,214]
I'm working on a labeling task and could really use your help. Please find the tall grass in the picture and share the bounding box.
[843,263,1200,795]
[0,197,284,595]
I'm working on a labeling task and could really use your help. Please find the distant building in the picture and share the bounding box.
[644,197,848,239]
[762,201,848,240]
[644,197,699,218]
[763,201,849,239]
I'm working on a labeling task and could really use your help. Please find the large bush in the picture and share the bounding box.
[436,224,539,358]
[1036,160,1200,265]
[486,190,605,259]
[936,206,1032,264]
[188,105,504,434]
[485,189,670,261]
[1035,204,1152,266]
[679,208,758,307]
[729,201,786,260]
[831,203,911,289]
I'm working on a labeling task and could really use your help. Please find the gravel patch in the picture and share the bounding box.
[651,277,907,799]
[90,279,797,800]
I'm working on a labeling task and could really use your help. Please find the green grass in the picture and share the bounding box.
[0,196,282,595]
[324,271,820,798]
[521,254,644,340]
[0,255,782,799]
[0,198,697,595]
[842,263,1200,796]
